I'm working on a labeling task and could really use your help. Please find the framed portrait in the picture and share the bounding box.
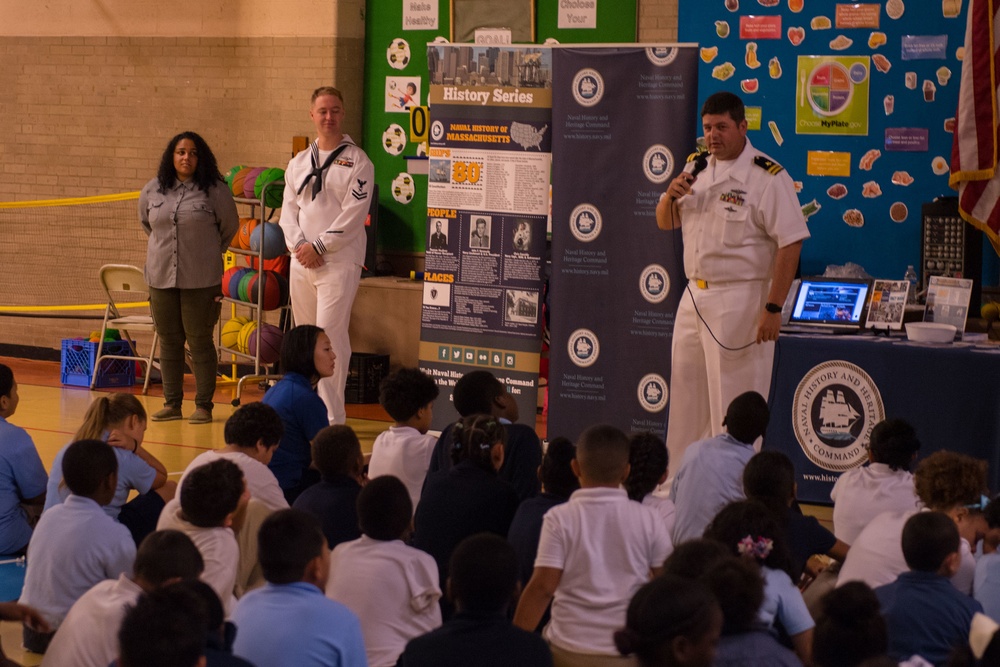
[451,0,536,43]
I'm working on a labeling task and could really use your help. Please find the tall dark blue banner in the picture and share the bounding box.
[548,47,700,442]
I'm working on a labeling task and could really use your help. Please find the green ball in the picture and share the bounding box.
[237,273,254,302]
[983,302,999,321]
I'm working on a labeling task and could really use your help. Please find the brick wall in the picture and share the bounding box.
[639,0,679,41]
[0,32,363,351]
[0,0,678,355]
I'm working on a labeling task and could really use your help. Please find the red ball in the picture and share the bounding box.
[250,254,290,277]
[247,271,283,310]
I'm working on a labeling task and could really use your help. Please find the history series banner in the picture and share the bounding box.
[547,46,700,442]
[418,45,552,429]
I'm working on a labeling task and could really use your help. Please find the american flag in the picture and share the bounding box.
[951,0,1000,252]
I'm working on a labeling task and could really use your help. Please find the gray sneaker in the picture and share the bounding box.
[188,408,213,424]
[150,406,183,422]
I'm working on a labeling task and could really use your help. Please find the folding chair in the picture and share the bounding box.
[91,264,160,394]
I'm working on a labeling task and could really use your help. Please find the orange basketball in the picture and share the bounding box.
[238,218,258,250]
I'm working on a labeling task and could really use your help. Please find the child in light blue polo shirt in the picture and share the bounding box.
[20,439,134,654]
[232,509,367,666]
[0,364,47,555]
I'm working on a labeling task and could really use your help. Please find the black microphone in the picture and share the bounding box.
[689,151,709,179]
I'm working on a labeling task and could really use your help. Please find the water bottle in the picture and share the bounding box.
[903,265,918,304]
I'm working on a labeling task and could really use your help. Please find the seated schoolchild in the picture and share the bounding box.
[231,509,367,667]
[42,529,204,667]
[830,418,922,545]
[263,325,336,503]
[705,500,814,665]
[663,540,800,667]
[412,414,519,604]
[326,475,441,667]
[838,450,988,594]
[513,424,672,664]
[703,558,802,667]
[397,533,553,667]
[508,437,579,588]
[625,431,675,537]
[368,367,440,510]
[46,393,175,544]
[875,511,983,665]
[166,580,257,667]
[614,574,722,667]
[156,459,248,615]
[743,451,849,582]
[813,582,889,667]
[427,370,542,501]
[670,391,770,546]
[292,424,365,549]
[0,363,47,555]
[21,439,136,653]
[178,401,287,511]
[117,583,215,667]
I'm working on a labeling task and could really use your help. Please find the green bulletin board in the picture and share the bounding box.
[363,0,638,254]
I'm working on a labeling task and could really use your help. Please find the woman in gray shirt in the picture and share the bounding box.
[139,132,239,424]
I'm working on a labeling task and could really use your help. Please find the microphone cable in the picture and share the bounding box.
[666,155,757,352]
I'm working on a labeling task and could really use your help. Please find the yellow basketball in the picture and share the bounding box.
[221,316,249,351]
[237,321,258,354]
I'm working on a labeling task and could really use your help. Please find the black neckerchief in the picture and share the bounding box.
[297,141,348,201]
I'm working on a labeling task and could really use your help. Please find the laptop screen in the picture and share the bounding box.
[788,278,871,329]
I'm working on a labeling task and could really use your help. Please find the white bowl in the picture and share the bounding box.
[905,322,957,343]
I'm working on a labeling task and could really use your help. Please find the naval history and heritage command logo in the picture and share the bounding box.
[637,373,668,413]
[568,328,600,368]
[792,361,884,472]
[572,69,604,107]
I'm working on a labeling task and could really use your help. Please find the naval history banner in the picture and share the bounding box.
[548,46,700,442]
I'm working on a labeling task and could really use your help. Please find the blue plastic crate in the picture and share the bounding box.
[60,339,136,388]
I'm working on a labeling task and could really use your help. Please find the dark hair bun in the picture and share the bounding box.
[613,628,639,656]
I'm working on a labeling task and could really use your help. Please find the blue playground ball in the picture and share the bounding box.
[249,223,287,260]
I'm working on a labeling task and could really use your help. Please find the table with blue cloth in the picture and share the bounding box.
[764,334,1000,504]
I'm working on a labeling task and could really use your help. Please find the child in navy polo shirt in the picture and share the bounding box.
[875,511,983,665]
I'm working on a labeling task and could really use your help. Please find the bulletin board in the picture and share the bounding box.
[678,0,972,282]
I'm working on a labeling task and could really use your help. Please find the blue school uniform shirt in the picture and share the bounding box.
[975,551,1000,622]
[44,441,155,520]
[20,494,134,628]
[262,372,329,491]
[669,432,754,545]
[876,570,983,666]
[231,581,367,667]
[758,566,814,637]
[0,417,48,554]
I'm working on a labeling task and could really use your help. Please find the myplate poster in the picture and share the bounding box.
[795,56,871,136]
[420,45,550,429]
[547,46,699,442]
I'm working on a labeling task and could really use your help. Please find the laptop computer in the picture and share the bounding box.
[781,277,872,334]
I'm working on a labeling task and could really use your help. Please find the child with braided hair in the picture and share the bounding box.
[411,414,519,618]
[625,431,676,540]
[705,500,814,665]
